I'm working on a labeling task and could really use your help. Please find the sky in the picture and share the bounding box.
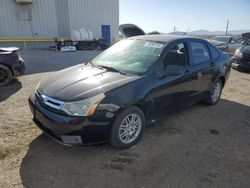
[119,0,250,33]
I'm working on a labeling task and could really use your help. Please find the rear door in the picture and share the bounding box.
[188,39,214,98]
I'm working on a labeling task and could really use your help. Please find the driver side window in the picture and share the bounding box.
[163,43,186,69]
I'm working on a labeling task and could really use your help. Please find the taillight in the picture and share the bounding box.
[15,51,20,57]
[12,51,20,59]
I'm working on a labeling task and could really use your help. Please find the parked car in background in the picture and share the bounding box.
[168,31,187,35]
[242,32,250,42]
[119,24,145,38]
[210,36,242,54]
[231,39,250,71]
[29,35,231,149]
[0,47,25,86]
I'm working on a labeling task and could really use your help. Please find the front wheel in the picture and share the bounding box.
[110,106,145,149]
[204,79,223,105]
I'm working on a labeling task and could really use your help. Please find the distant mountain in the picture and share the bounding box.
[187,29,250,36]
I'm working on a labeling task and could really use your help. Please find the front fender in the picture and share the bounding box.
[98,75,155,122]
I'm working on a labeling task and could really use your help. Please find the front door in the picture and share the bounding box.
[149,40,195,116]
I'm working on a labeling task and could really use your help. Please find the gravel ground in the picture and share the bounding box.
[0,49,249,188]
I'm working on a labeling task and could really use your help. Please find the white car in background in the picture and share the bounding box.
[209,36,242,55]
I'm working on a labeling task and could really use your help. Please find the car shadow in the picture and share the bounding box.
[0,79,22,102]
[19,99,250,188]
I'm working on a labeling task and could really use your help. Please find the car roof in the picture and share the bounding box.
[129,34,203,43]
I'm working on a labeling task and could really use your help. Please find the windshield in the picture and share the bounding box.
[92,39,165,75]
[213,37,230,43]
[245,40,250,46]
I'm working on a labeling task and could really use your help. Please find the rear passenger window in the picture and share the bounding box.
[163,43,186,68]
[191,42,210,64]
[208,43,220,59]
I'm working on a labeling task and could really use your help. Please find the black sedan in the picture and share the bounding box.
[231,39,250,71]
[29,35,231,149]
[0,47,25,86]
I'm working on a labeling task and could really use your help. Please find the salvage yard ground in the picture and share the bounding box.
[0,49,250,188]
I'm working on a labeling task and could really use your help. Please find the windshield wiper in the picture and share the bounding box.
[87,61,127,75]
[87,61,96,67]
[98,65,127,75]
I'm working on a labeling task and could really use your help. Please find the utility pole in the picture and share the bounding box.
[225,19,229,36]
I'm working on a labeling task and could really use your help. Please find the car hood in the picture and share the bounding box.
[119,24,145,38]
[38,64,140,102]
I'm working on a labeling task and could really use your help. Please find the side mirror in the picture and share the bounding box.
[157,65,181,78]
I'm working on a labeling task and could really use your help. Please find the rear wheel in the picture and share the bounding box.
[0,64,13,87]
[110,106,145,149]
[204,79,223,105]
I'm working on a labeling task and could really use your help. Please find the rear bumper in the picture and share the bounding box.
[13,59,25,77]
[28,93,115,145]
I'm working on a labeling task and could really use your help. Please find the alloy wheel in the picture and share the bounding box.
[211,81,222,103]
[118,114,142,144]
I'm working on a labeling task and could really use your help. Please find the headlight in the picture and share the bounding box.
[234,49,242,57]
[61,93,105,116]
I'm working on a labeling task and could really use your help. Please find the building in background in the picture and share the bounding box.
[0,0,119,48]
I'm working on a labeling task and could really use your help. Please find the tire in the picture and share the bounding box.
[0,64,13,87]
[110,106,145,149]
[204,79,223,105]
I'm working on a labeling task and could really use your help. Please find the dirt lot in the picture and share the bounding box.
[0,49,250,188]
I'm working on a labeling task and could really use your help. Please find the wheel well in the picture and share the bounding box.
[134,104,146,116]
[133,104,147,122]
[0,63,14,76]
[116,104,147,120]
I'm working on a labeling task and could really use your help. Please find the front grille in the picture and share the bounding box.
[243,53,250,61]
[33,117,63,142]
[35,90,64,110]
[241,60,250,66]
